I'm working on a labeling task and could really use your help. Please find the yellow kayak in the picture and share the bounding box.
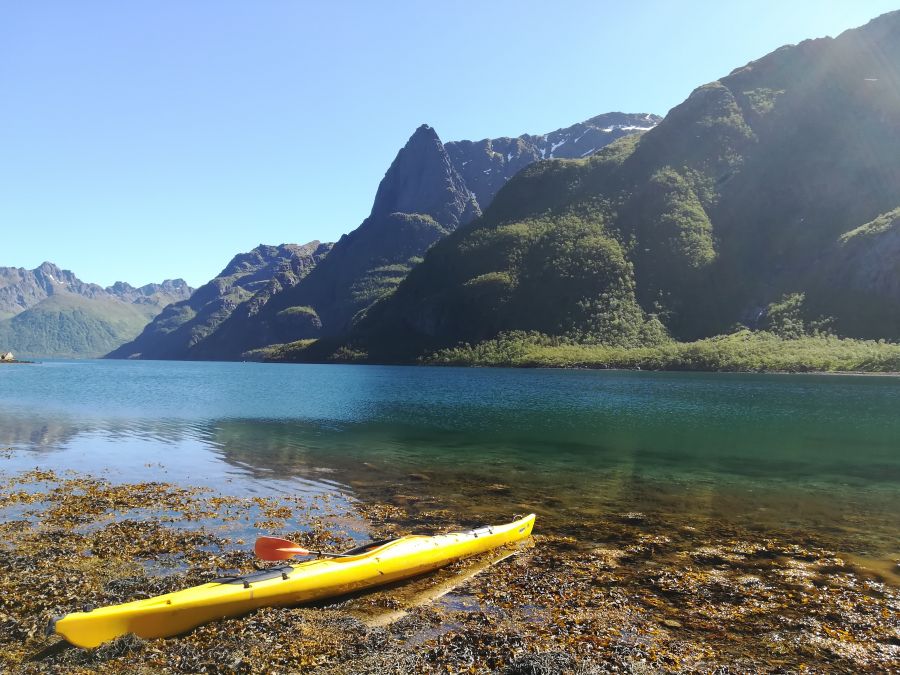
[51,514,535,648]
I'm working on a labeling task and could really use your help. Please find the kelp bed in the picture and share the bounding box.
[0,466,898,673]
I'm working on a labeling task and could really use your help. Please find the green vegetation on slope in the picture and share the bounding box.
[423,330,900,373]
[349,12,900,364]
[0,294,159,359]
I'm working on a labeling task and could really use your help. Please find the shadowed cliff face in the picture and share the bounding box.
[351,11,900,358]
[370,124,481,229]
[106,242,331,360]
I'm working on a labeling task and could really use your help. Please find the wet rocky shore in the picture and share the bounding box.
[0,461,897,674]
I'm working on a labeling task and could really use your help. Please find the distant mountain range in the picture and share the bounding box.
[0,262,192,358]
[110,112,659,360]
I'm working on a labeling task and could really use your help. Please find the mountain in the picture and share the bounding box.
[344,11,900,361]
[107,242,331,360]
[0,263,192,358]
[371,124,481,228]
[170,113,658,360]
[445,112,660,211]
[182,125,477,360]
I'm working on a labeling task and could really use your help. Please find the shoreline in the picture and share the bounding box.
[19,354,900,376]
[423,362,900,377]
[250,329,900,375]
[266,357,900,377]
[2,466,898,673]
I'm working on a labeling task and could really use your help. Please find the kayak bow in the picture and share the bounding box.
[51,513,535,648]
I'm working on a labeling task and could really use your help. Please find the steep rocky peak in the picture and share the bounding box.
[409,123,440,144]
[30,261,99,297]
[34,262,70,285]
[36,261,62,275]
[369,125,480,229]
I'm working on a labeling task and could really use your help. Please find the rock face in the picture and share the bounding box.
[350,10,900,358]
[813,208,900,337]
[370,124,481,228]
[0,263,193,358]
[107,242,331,360]
[445,112,660,211]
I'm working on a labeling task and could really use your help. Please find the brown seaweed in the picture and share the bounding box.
[0,467,897,674]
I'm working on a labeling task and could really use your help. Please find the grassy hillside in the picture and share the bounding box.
[0,294,159,359]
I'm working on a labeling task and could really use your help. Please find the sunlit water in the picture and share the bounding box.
[1,360,898,576]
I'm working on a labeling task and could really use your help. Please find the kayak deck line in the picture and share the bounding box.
[50,514,536,648]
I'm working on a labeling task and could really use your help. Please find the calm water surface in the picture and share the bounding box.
[1,360,898,575]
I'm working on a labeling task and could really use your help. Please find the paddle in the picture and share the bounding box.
[254,535,353,561]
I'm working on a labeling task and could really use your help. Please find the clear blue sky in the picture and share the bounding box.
[1,1,896,288]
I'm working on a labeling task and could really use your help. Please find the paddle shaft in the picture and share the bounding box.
[304,550,354,558]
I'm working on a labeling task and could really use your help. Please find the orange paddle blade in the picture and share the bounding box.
[254,535,310,561]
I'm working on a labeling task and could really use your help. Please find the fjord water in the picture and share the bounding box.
[1,360,898,577]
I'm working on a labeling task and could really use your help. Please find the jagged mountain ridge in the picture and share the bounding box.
[446,112,660,212]
[107,242,332,360]
[344,10,900,360]
[0,262,190,320]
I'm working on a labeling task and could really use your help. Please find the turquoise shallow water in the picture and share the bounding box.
[1,360,898,573]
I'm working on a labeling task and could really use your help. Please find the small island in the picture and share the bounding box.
[0,352,31,364]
